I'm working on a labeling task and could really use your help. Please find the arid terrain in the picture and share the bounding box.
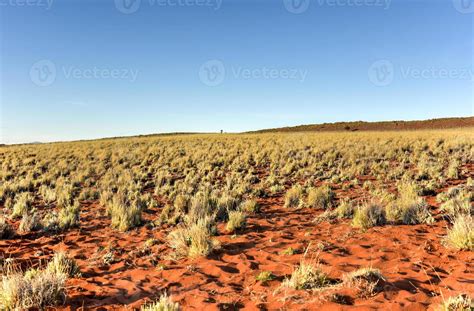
[0,123,473,310]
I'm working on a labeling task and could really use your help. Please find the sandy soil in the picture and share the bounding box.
[1,168,473,310]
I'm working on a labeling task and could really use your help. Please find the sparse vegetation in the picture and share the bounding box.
[168,217,219,258]
[0,261,67,310]
[0,128,472,309]
[255,271,275,283]
[306,185,334,209]
[226,210,246,232]
[140,293,180,311]
[352,202,386,230]
[284,186,302,208]
[282,261,328,290]
[440,294,473,311]
[47,252,81,277]
[445,215,474,251]
[343,268,385,298]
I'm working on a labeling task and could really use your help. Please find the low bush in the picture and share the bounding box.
[168,216,219,258]
[282,261,328,290]
[255,271,275,283]
[11,193,33,219]
[226,210,246,233]
[445,215,474,251]
[306,185,334,209]
[284,186,302,208]
[47,252,81,277]
[19,211,42,233]
[108,195,142,232]
[440,294,473,311]
[352,202,386,230]
[140,293,180,311]
[0,263,67,310]
[335,199,354,218]
[241,199,260,213]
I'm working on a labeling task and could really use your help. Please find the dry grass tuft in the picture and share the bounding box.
[343,267,385,298]
[352,202,386,230]
[282,260,328,290]
[0,261,67,310]
[168,217,219,258]
[140,293,180,311]
[445,215,474,251]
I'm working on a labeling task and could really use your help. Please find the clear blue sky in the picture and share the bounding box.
[0,0,472,143]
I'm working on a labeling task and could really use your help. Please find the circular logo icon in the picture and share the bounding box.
[115,0,141,14]
[452,0,474,13]
[30,59,56,87]
[368,59,394,87]
[283,0,310,14]
[199,60,225,87]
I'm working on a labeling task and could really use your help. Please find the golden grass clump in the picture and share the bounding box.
[140,293,180,311]
[445,215,474,251]
[352,201,386,230]
[168,216,219,258]
[47,252,81,277]
[226,210,246,233]
[0,262,67,310]
[385,183,434,225]
[282,260,328,290]
[306,185,334,209]
[108,195,142,232]
[440,294,473,311]
[284,186,303,208]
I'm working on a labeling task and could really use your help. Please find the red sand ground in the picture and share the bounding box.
[1,166,473,310]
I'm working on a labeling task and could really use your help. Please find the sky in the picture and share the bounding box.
[0,0,473,144]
